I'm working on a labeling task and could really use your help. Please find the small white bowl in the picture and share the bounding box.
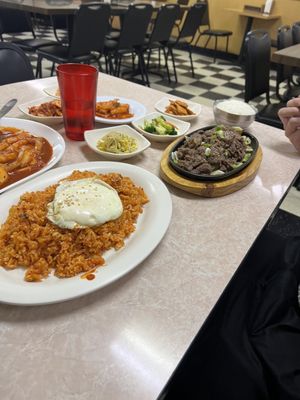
[213,99,257,129]
[132,112,190,143]
[84,125,151,160]
[18,97,63,125]
[154,97,201,121]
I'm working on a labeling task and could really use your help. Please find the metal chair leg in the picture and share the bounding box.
[147,48,152,70]
[194,31,202,47]
[141,52,150,87]
[214,37,218,63]
[137,53,146,86]
[50,62,55,76]
[158,47,161,70]
[204,36,211,48]
[188,45,194,77]
[169,47,177,83]
[162,47,171,83]
[37,55,42,78]
[116,54,122,77]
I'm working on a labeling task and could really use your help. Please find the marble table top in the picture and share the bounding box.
[0,73,299,400]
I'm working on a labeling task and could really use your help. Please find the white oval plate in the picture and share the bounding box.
[84,125,150,160]
[132,112,190,142]
[0,162,172,305]
[18,96,63,125]
[43,85,60,98]
[0,117,65,194]
[155,97,201,121]
[95,96,146,125]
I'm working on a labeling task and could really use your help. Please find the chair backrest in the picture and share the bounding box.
[292,21,300,44]
[0,8,34,37]
[149,4,180,44]
[196,0,209,26]
[277,25,293,84]
[0,42,34,85]
[178,3,207,41]
[117,4,153,50]
[69,3,111,57]
[244,30,271,102]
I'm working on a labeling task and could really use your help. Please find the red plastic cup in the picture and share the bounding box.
[56,63,98,141]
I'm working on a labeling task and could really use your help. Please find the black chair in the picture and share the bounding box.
[36,3,111,77]
[0,42,34,85]
[104,4,153,86]
[144,4,181,83]
[165,3,207,82]
[195,1,232,63]
[174,0,189,36]
[276,25,300,101]
[0,8,56,52]
[50,15,69,45]
[244,30,284,130]
[292,21,300,44]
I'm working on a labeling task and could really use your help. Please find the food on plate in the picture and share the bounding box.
[171,125,254,176]
[47,178,123,229]
[0,170,149,282]
[141,116,178,136]
[97,132,138,154]
[28,99,62,117]
[165,100,195,116]
[0,126,53,189]
[95,99,133,119]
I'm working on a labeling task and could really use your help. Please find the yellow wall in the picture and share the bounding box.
[195,0,300,55]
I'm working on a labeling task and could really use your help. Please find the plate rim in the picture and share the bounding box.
[0,117,65,194]
[0,161,172,306]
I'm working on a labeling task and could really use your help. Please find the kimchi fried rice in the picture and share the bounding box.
[0,170,149,282]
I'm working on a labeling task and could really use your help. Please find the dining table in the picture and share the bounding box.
[272,42,300,68]
[0,72,299,400]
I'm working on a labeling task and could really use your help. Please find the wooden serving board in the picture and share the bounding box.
[160,141,263,198]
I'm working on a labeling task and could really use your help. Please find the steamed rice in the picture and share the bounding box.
[0,170,149,282]
[216,100,256,115]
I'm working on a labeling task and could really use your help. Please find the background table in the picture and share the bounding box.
[0,74,299,400]
[272,43,300,68]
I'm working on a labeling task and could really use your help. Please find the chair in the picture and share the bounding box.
[292,21,300,44]
[174,0,189,36]
[36,3,111,77]
[165,3,207,82]
[195,1,232,63]
[50,15,69,45]
[275,25,300,101]
[0,42,34,85]
[244,30,283,129]
[104,4,153,86]
[144,4,181,83]
[0,8,56,52]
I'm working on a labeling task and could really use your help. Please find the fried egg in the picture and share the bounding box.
[47,178,123,229]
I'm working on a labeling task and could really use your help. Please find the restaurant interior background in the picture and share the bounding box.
[4,0,299,112]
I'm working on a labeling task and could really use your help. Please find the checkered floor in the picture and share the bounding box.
[3,25,286,111]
